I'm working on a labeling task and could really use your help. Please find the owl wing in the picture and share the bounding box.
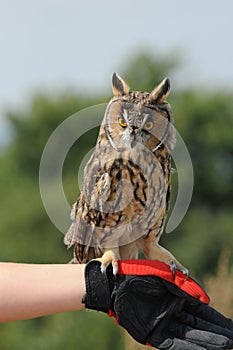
[64,153,112,262]
[95,172,111,218]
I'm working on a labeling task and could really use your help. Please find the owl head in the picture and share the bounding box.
[99,73,176,153]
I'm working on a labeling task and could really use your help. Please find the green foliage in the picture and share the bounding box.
[0,52,232,348]
[172,91,233,208]
[164,90,233,278]
[7,93,101,178]
[121,50,180,91]
[0,312,123,350]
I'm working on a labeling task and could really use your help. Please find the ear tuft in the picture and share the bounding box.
[112,73,130,96]
[149,77,171,103]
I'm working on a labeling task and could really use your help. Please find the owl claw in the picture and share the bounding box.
[112,263,118,275]
[95,251,119,275]
[169,261,189,280]
[99,260,118,275]
[100,264,107,274]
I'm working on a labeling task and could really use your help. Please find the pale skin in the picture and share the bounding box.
[0,262,86,323]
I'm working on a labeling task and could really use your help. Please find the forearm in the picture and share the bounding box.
[0,262,85,322]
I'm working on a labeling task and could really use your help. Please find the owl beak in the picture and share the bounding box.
[131,125,139,135]
[130,131,141,148]
[130,138,137,148]
[128,125,144,148]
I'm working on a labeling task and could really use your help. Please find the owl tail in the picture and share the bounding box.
[64,220,99,263]
[64,222,77,249]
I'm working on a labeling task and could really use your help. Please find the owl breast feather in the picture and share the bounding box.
[74,147,167,243]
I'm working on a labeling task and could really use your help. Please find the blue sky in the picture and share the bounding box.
[0,0,232,146]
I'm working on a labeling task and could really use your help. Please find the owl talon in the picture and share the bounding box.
[169,261,189,280]
[95,251,119,275]
[99,260,118,275]
[178,266,190,279]
[169,261,177,279]
[100,264,107,274]
[112,262,118,275]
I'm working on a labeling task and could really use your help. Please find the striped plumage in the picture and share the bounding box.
[64,73,188,276]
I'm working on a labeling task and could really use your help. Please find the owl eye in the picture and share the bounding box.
[143,121,154,131]
[118,117,127,128]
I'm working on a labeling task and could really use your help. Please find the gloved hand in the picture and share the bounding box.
[83,259,233,350]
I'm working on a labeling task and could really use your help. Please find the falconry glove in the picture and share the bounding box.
[83,259,233,350]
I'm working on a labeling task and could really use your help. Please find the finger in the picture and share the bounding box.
[177,310,233,340]
[184,302,233,332]
[150,336,206,350]
[172,322,233,350]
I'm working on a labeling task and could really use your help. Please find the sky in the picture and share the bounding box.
[0,0,233,146]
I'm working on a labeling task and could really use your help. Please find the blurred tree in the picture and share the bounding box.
[121,50,180,91]
[172,91,233,208]
[7,93,101,178]
[205,249,233,318]
[163,90,233,277]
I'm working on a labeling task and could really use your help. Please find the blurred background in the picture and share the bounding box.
[0,0,232,349]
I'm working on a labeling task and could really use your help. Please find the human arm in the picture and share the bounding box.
[0,262,85,322]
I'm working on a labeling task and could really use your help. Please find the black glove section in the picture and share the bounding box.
[83,260,233,350]
[114,274,233,350]
[83,259,115,312]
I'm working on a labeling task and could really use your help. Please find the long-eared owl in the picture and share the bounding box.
[64,73,188,276]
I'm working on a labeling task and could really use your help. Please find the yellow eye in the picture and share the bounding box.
[118,117,127,128]
[144,121,154,131]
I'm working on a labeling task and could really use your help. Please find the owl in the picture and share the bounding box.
[64,73,188,276]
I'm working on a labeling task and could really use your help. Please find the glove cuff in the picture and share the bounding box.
[117,260,210,304]
[83,260,114,313]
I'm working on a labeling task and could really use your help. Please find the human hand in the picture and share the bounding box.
[83,259,233,349]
